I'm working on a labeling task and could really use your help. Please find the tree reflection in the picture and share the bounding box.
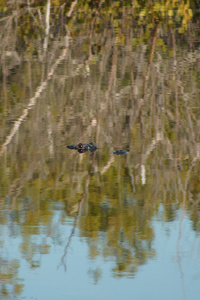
[0,258,23,299]
[0,0,199,294]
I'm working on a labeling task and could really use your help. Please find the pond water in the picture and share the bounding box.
[0,2,200,299]
[2,208,200,300]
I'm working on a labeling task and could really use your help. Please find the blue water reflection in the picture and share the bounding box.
[1,208,199,300]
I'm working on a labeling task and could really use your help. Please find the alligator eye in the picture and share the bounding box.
[78,149,84,153]
[78,143,84,149]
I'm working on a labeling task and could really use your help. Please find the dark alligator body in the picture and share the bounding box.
[113,150,129,155]
[66,143,128,155]
[66,142,99,153]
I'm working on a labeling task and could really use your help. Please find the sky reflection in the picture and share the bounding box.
[1,208,199,300]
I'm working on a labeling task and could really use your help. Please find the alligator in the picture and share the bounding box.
[66,142,99,153]
[113,150,129,155]
[66,142,128,155]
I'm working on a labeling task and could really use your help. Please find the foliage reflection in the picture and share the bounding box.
[0,0,200,297]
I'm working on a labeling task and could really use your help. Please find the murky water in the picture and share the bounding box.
[0,3,200,299]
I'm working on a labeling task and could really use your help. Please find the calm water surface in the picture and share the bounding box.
[1,206,200,300]
[0,5,200,299]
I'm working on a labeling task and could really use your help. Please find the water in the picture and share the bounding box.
[0,2,200,299]
[1,208,200,300]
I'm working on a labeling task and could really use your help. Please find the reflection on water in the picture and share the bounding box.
[0,1,200,299]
